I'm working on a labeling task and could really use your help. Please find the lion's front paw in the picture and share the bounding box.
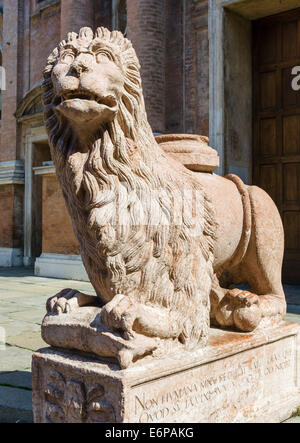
[215,289,262,332]
[46,289,97,315]
[99,294,138,340]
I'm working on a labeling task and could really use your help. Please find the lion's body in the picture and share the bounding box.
[43,27,286,350]
[54,131,216,346]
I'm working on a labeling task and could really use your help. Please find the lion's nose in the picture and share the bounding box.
[69,60,89,77]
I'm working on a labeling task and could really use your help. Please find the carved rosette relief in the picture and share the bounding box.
[44,370,115,423]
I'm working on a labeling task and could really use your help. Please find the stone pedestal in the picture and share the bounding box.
[32,322,300,423]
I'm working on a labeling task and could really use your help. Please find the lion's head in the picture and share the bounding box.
[43,27,149,155]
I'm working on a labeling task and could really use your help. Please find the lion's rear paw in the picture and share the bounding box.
[215,289,262,332]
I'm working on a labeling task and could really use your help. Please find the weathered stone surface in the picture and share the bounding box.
[156,134,220,172]
[6,330,47,352]
[40,26,288,369]
[31,26,296,423]
[0,346,33,372]
[32,322,300,423]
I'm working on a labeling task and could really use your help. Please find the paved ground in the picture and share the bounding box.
[0,267,94,423]
[0,267,299,423]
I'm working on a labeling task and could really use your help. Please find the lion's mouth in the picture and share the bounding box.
[61,90,117,108]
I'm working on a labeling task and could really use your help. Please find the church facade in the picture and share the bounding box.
[0,0,299,283]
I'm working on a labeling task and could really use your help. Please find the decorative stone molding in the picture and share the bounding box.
[33,163,55,176]
[42,369,115,423]
[23,126,48,267]
[0,160,24,185]
[0,248,23,267]
[35,253,89,282]
[15,80,43,122]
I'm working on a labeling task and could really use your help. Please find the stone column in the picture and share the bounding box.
[165,0,184,133]
[183,0,209,137]
[127,0,166,133]
[60,0,95,39]
[23,132,34,266]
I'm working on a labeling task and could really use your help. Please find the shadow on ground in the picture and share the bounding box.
[0,371,33,423]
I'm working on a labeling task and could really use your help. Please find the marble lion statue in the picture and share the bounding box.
[42,27,286,367]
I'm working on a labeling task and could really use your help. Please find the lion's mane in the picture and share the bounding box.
[42,27,216,346]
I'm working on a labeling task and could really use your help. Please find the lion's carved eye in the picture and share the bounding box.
[60,51,75,65]
[95,51,112,64]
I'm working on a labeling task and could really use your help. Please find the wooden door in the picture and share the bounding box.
[253,8,300,284]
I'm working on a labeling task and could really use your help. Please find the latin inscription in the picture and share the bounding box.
[131,338,295,423]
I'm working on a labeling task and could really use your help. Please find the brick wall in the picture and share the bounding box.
[42,175,80,255]
[0,185,15,248]
[127,0,166,133]
[0,184,23,249]
[1,0,19,162]
[184,0,209,136]
[60,0,94,38]
[30,2,61,88]
[126,0,209,136]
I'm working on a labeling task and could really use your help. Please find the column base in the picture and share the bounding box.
[0,248,23,267]
[34,253,89,281]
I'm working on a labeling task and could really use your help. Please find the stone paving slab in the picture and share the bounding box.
[286,313,300,323]
[1,320,40,340]
[0,304,34,315]
[7,309,47,325]
[0,345,33,372]
[6,331,46,352]
[0,316,14,324]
